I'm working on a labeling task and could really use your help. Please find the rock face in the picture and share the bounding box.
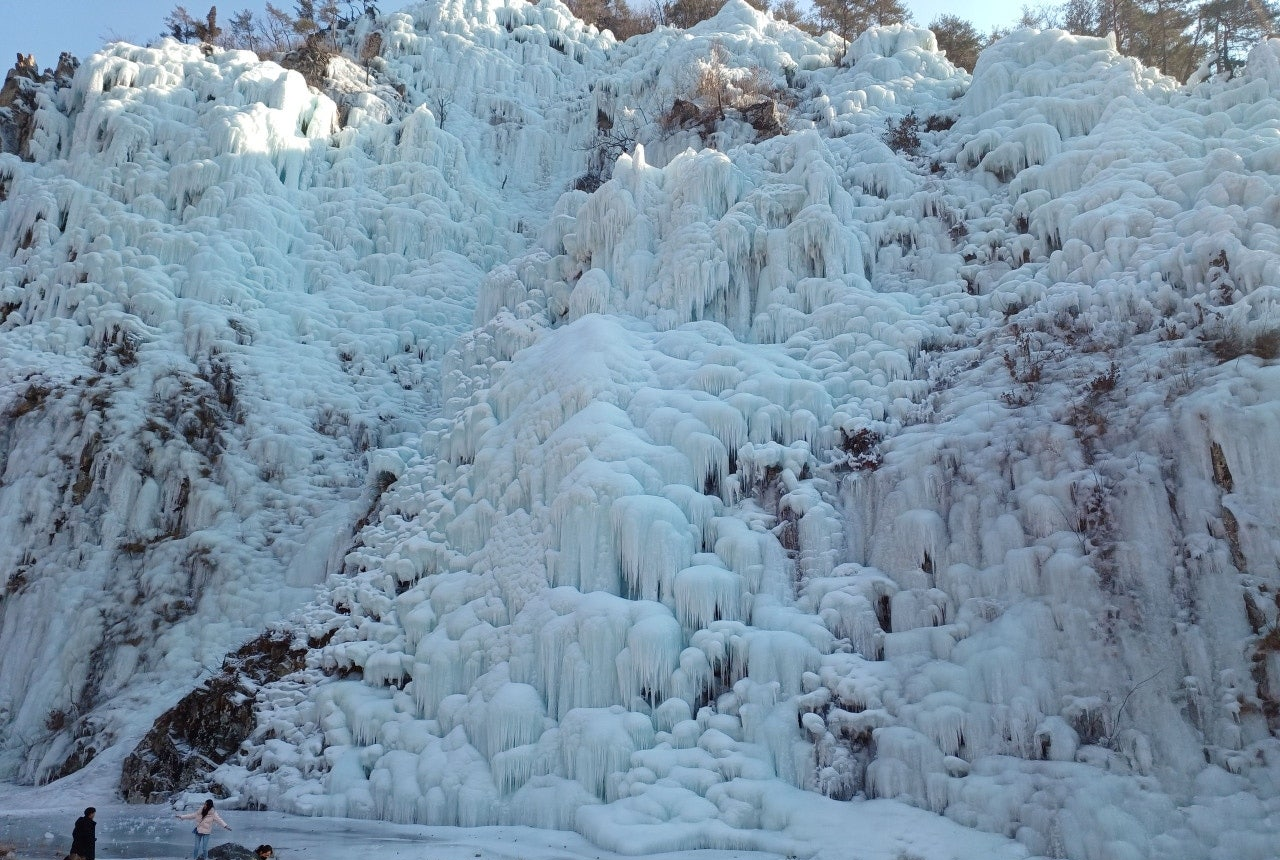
[120,631,311,802]
[281,34,336,90]
[0,52,76,160]
[0,54,39,159]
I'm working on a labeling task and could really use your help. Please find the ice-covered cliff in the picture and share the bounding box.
[4,1,1280,858]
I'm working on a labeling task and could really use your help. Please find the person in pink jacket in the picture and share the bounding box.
[176,799,232,860]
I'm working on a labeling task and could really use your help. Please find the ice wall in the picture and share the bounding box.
[6,3,1280,859]
[222,21,1280,860]
[0,0,615,782]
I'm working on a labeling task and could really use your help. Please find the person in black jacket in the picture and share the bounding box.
[70,807,96,860]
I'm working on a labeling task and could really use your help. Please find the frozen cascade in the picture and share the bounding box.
[5,2,1280,859]
[0,0,611,786]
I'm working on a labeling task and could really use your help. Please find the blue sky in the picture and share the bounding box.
[3,0,1028,78]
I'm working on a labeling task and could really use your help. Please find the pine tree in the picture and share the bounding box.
[227,9,263,52]
[930,14,983,70]
[163,5,223,44]
[1093,0,1200,78]
[1136,0,1199,78]
[1060,0,1102,34]
[811,0,911,43]
[163,2,327,53]
[1198,0,1280,74]
[651,0,724,29]
[1096,0,1141,53]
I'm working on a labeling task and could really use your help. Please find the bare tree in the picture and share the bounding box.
[359,30,382,82]
[771,0,819,32]
[431,92,453,128]
[566,0,653,38]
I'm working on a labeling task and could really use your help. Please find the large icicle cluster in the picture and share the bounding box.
[0,0,612,784]
[216,10,1280,859]
[6,1,1280,858]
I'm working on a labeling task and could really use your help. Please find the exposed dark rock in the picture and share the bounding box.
[119,629,311,803]
[661,97,701,131]
[281,34,337,90]
[40,714,114,784]
[740,98,783,140]
[0,54,41,159]
[0,52,76,160]
[209,844,257,860]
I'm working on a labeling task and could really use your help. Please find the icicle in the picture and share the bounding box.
[668,564,744,630]
[558,707,653,798]
[612,495,696,601]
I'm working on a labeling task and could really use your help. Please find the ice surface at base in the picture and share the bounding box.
[6,1,1280,858]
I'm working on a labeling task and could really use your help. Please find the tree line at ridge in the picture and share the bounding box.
[164,0,1277,82]
[165,0,1274,79]
[594,0,1277,79]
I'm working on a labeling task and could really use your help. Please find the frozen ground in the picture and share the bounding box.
[2,803,770,860]
[0,767,1028,860]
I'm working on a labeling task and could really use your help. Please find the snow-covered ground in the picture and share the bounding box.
[6,1,1280,858]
